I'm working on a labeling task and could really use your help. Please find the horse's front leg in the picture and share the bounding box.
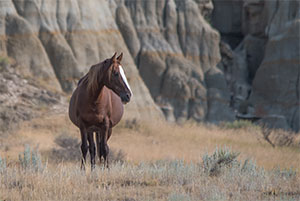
[97,118,110,168]
[80,127,88,170]
[87,131,96,170]
[96,131,107,166]
[96,131,102,164]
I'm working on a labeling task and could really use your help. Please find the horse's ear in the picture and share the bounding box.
[117,52,123,62]
[111,52,117,62]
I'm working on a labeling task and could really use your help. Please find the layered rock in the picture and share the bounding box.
[112,0,233,123]
[245,0,300,132]
[212,0,300,131]
[0,0,164,123]
[249,19,300,132]
[0,60,63,134]
[1,0,298,131]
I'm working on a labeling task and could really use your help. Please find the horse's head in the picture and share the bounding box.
[104,52,132,104]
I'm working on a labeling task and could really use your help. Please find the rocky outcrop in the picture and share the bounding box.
[0,0,164,123]
[205,66,235,122]
[246,1,300,132]
[111,0,233,123]
[212,0,300,131]
[0,60,63,134]
[1,0,298,131]
[249,19,300,132]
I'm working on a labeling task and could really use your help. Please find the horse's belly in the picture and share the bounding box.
[110,112,123,127]
[110,91,124,127]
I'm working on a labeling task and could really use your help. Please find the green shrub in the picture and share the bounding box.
[0,156,6,173]
[0,55,10,69]
[272,167,297,179]
[222,120,258,129]
[202,146,240,176]
[18,145,44,172]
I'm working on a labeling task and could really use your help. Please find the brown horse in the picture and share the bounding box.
[68,52,132,170]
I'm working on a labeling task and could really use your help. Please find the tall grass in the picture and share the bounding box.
[1,114,300,200]
[0,147,299,201]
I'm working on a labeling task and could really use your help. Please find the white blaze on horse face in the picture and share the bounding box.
[119,65,133,96]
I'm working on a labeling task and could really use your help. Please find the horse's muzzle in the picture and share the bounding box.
[120,93,131,104]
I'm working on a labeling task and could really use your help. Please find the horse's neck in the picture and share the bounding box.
[87,83,105,101]
[84,63,107,101]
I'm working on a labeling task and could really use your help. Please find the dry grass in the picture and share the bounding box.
[1,155,299,201]
[112,121,300,171]
[1,114,300,200]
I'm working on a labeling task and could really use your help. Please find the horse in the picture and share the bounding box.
[68,52,132,170]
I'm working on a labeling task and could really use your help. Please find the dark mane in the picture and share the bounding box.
[77,62,105,94]
[77,74,88,86]
[87,63,104,94]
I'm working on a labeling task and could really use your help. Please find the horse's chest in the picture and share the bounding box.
[84,112,106,125]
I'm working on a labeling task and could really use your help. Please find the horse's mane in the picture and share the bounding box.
[78,62,105,95]
[77,74,87,86]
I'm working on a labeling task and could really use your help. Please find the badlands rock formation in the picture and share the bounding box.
[212,0,300,131]
[0,0,163,127]
[0,0,299,132]
[111,0,234,122]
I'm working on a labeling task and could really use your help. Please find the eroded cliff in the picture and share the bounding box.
[0,0,299,132]
[0,0,164,129]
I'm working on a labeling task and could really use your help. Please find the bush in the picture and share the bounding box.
[108,149,126,164]
[222,120,258,130]
[18,145,44,172]
[50,134,126,164]
[50,135,81,162]
[202,146,240,176]
[272,167,297,180]
[0,55,10,69]
[0,156,6,173]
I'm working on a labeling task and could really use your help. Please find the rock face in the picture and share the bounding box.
[0,0,298,131]
[249,16,300,132]
[2,0,234,125]
[212,0,300,131]
[0,61,63,134]
[0,0,163,123]
[111,0,234,123]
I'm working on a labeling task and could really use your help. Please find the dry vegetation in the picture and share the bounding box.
[1,114,300,201]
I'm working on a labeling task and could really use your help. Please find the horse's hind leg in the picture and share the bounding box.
[80,128,88,170]
[87,132,96,170]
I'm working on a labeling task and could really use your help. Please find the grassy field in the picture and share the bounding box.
[0,114,300,200]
